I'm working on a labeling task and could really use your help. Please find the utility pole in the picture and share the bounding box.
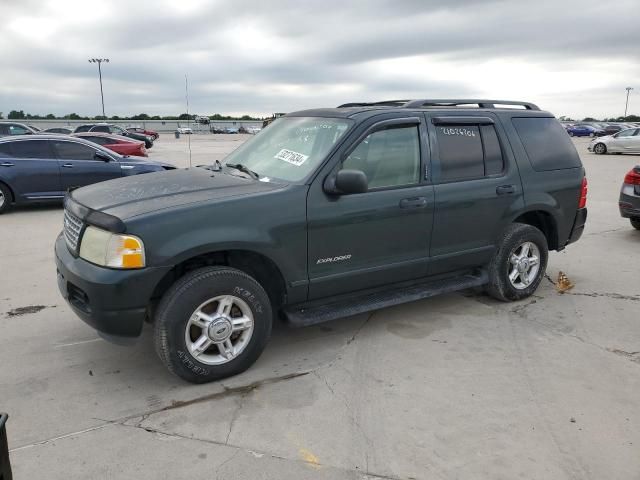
[624,87,633,119]
[88,58,109,118]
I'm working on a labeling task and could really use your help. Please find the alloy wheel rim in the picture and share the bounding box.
[595,144,605,154]
[184,294,254,365]
[508,241,541,290]
[0,191,4,208]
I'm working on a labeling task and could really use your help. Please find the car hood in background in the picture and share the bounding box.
[70,167,284,220]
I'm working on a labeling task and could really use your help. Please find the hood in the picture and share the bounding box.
[71,167,284,220]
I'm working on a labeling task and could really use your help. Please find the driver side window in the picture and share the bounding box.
[342,126,420,189]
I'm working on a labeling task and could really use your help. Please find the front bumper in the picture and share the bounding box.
[55,233,171,339]
[619,185,640,218]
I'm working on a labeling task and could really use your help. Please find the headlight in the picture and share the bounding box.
[79,226,145,268]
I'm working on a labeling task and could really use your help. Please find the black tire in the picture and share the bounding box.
[568,131,574,137]
[486,223,549,302]
[631,218,640,230]
[154,266,272,383]
[0,182,11,214]
[593,143,607,155]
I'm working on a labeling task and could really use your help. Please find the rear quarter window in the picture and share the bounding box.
[512,117,581,171]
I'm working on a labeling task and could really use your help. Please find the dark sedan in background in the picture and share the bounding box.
[0,135,174,214]
[566,124,604,137]
[619,165,640,230]
[0,122,38,136]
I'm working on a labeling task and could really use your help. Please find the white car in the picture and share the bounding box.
[177,127,193,134]
[589,128,640,155]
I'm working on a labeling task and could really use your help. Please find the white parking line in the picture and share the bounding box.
[54,338,101,348]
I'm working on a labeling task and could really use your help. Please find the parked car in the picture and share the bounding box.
[588,128,640,155]
[0,122,37,137]
[73,124,153,148]
[177,127,193,134]
[566,124,604,137]
[43,127,74,135]
[0,135,174,214]
[246,126,261,134]
[619,165,640,230]
[127,127,159,140]
[54,98,588,383]
[210,126,226,134]
[223,127,239,134]
[73,132,147,157]
[601,124,627,136]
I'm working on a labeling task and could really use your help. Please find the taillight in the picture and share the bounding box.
[623,168,640,185]
[578,177,588,209]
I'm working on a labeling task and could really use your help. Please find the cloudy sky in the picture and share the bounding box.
[1,0,638,119]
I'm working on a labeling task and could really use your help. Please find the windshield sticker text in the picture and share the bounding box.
[440,127,476,137]
[275,148,309,166]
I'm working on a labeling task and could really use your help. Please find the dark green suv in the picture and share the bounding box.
[55,99,588,383]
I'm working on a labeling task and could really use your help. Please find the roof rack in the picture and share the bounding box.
[337,99,540,111]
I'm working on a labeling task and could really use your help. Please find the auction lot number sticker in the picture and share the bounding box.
[275,148,309,166]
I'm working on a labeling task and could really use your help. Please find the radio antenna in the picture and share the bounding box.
[185,74,192,167]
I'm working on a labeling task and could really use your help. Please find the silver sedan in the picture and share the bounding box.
[589,128,640,154]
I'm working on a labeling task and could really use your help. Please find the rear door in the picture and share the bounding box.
[425,112,524,275]
[613,128,639,152]
[52,140,121,191]
[0,139,63,201]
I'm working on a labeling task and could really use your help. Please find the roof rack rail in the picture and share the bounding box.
[337,99,540,111]
[402,99,540,110]
[337,100,410,108]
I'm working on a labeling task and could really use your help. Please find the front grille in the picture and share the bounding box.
[63,208,84,253]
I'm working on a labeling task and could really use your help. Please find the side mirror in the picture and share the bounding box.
[95,151,112,162]
[325,169,368,195]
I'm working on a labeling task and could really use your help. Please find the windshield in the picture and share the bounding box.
[223,116,351,182]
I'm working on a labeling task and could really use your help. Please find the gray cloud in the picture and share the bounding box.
[0,0,638,119]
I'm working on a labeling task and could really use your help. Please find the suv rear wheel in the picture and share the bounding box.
[154,266,272,383]
[486,223,548,302]
[631,218,640,230]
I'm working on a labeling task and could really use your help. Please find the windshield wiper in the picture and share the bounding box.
[226,162,259,180]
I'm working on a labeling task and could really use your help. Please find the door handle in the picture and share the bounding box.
[399,196,427,209]
[61,163,74,168]
[496,185,515,195]
[0,162,14,167]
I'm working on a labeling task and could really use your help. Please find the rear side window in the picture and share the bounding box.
[0,143,13,157]
[512,117,581,171]
[74,125,92,133]
[11,140,52,159]
[435,124,505,181]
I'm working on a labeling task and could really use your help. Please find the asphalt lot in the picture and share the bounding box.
[1,134,639,479]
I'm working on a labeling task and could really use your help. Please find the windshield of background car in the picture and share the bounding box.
[223,117,351,182]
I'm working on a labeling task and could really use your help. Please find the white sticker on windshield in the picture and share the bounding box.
[274,148,309,166]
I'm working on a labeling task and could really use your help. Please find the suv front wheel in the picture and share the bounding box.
[486,223,549,302]
[154,266,273,383]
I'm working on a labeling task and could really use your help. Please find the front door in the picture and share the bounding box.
[306,117,434,299]
[52,140,121,191]
[426,113,525,275]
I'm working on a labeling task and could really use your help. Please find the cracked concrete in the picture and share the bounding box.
[2,136,639,479]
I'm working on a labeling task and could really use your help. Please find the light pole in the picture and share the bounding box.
[624,87,633,119]
[88,58,109,118]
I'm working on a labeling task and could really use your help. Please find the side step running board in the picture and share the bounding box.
[284,272,488,327]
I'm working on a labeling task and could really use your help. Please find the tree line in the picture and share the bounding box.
[1,110,263,121]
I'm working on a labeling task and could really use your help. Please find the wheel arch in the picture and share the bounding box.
[512,209,559,250]
[149,249,288,318]
[0,179,15,203]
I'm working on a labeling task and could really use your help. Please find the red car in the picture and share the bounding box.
[127,126,159,140]
[72,132,147,157]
